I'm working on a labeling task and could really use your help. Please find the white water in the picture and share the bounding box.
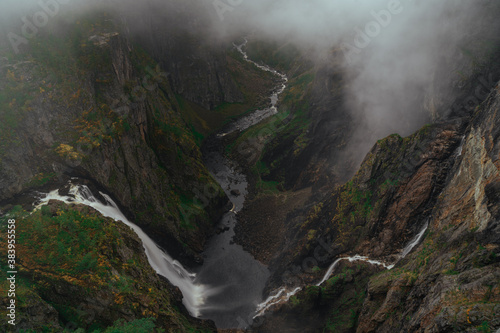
[217,39,288,138]
[234,38,288,99]
[253,254,394,317]
[254,219,430,317]
[401,221,429,258]
[456,135,466,157]
[314,220,429,289]
[254,286,302,318]
[316,254,394,287]
[35,183,211,317]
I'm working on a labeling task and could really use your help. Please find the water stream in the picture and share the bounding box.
[34,40,287,328]
[34,38,289,330]
[194,38,288,328]
[400,221,429,259]
[316,255,395,287]
[35,184,210,317]
[217,39,288,138]
[255,219,430,317]
[456,135,466,157]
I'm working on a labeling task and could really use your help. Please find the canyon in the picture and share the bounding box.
[0,1,500,332]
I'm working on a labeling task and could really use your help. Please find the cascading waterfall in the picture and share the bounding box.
[253,255,394,318]
[316,255,395,287]
[400,221,429,258]
[313,220,429,291]
[456,135,466,157]
[255,220,430,317]
[254,287,301,318]
[217,39,288,138]
[36,183,212,318]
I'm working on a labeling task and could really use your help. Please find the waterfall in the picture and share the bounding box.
[217,39,288,138]
[254,219,430,317]
[315,258,344,287]
[456,135,466,157]
[254,254,394,318]
[316,255,394,287]
[401,221,429,258]
[36,183,211,317]
[253,286,302,319]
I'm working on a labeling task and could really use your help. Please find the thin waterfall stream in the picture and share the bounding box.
[255,219,430,317]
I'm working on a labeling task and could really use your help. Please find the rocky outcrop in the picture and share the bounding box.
[118,2,244,110]
[355,81,500,333]
[0,200,217,332]
[0,16,230,263]
[254,81,500,332]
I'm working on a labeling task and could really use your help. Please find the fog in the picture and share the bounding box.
[202,0,499,155]
[1,0,499,330]
[1,0,499,157]
[207,0,499,160]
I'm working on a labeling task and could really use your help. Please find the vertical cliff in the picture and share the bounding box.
[254,81,500,332]
[0,14,230,263]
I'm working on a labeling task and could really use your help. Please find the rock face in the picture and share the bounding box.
[255,261,382,333]
[0,15,233,263]
[244,4,500,196]
[118,1,244,110]
[254,82,500,332]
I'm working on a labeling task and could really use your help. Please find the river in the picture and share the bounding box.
[31,39,431,329]
[34,39,288,330]
[195,38,288,328]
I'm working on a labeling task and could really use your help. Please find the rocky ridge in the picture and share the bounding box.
[252,81,500,332]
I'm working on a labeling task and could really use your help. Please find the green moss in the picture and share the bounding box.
[477,321,491,333]
[245,40,313,74]
[95,318,161,333]
[321,269,367,332]
[307,229,318,241]
[25,172,57,188]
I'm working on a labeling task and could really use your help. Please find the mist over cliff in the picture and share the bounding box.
[204,0,500,157]
[1,1,500,332]
[1,0,498,159]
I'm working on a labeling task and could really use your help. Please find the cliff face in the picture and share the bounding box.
[238,6,500,196]
[353,83,500,333]
[254,82,500,332]
[0,201,216,332]
[0,16,232,263]
[119,3,244,110]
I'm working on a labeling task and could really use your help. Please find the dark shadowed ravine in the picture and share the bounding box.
[31,40,288,330]
[195,40,288,328]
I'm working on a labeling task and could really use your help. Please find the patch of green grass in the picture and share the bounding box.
[477,321,491,333]
[255,179,281,195]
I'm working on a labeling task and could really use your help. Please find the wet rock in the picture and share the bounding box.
[216,226,230,234]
